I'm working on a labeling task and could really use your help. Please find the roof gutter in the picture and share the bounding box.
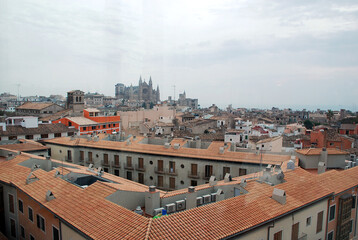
[222,193,333,240]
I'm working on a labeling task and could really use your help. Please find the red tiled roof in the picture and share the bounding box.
[0,123,77,136]
[16,102,54,110]
[296,148,348,155]
[44,136,291,165]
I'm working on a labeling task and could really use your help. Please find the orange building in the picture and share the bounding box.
[303,128,355,150]
[53,108,120,135]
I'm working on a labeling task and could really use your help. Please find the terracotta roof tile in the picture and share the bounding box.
[16,102,54,110]
[0,123,77,136]
[296,148,348,155]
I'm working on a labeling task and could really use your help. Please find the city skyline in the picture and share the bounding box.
[1,0,358,111]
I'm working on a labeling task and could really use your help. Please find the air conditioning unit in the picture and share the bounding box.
[153,207,164,216]
[211,193,217,202]
[203,195,211,204]
[176,200,186,211]
[196,197,203,206]
[352,162,357,167]
[166,203,176,214]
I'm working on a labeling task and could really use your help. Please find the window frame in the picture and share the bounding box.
[306,216,311,226]
[329,204,336,222]
[18,199,24,213]
[28,206,34,222]
[52,225,60,240]
[36,213,46,232]
[8,193,15,213]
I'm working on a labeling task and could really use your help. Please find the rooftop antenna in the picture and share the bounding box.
[16,83,21,101]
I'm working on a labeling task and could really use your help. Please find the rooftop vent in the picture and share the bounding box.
[287,160,295,170]
[126,139,131,145]
[31,164,41,171]
[88,164,94,170]
[209,176,217,186]
[149,186,156,193]
[46,156,51,160]
[272,188,286,205]
[54,170,61,178]
[46,190,55,201]
[219,147,225,154]
[164,142,171,149]
[188,186,195,193]
[134,206,143,215]
[224,173,232,183]
[173,143,180,149]
[240,178,247,188]
[26,172,38,184]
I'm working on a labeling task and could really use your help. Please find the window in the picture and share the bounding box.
[327,231,334,240]
[36,214,46,232]
[350,219,353,233]
[223,167,230,178]
[169,177,176,189]
[291,222,299,240]
[83,127,87,131]
[40,134,49,139]
[126,171,132,180]
[169,161,175,173]
[114,155,120,166]
[104,167,109,173]
[103,153,109,165]
[88,152,93,162]
[239,168,247,176]
[80,151,84,161]
[28,207,34,222]
[8,194,14,213]
[306,216,311,226]
[316,211,324,233]
[157,175,164,187]
[352,195,356,209]
[204,165,213,178]
[138,173,144,184]
[191,180,197,186]
[92,126,96,130]
[21,225,25,238]
[138,158,144,169]
[67,150,72,161]
[30,234,35,240]
[25,135,34,139]
[53,226,60,240]
[9,136,17,140]
[18,199,23,213]
[68,121,72,126]
[273,230,282,240]
[157,160,164,172]
[10,218,16,237]
[114,169,120,176]
[54,133,61,138]
[329,205,336,221]
[127,156,132,167]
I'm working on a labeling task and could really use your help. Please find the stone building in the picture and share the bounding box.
[178,91,198,109]
[115,76,160,103]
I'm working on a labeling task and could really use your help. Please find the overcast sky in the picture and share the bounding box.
[0,0,358,111]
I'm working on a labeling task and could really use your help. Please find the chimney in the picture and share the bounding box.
[45,156,52,171]
[46,190,55,201]
[164,142,171,149]
[219,147,225,154]
[320,148,328,166]
[224,173,232,183]
[145,186,160,216]
[186,187,198,210]
[173,143,180,149]
[272,188,286,205]
[317,161,326,174]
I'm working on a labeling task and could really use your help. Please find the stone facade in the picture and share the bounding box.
[115,76,160,103]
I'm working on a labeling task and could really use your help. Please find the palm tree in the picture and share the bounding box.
[326,109,334,124]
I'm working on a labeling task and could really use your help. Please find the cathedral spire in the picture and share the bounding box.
[139,76,142,85]
[149,76,152,86]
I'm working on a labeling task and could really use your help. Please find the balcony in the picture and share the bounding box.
[188,171,200,179]
[166,168,178,176]
[65,156,72,163]
[154,167,165,174]
[135,164,145,172]
[101,160,110,167]
[124,163,134,170]
[111,161,121,168]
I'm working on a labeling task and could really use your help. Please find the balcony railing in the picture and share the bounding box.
[166,168,178,176]
[154,167,165,174]
[101,160,110,167]
[111,161,121,168]
[65,156,72,163]
[188,171,200,179]
[135,164,145,172]
[124,163,134,170]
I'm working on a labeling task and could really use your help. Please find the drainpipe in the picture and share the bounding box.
[267,221,275,240]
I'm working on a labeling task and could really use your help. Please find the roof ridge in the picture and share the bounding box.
[144,218,153,240]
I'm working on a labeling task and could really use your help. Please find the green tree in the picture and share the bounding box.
[303,120,314,129]
[326,109,334,124]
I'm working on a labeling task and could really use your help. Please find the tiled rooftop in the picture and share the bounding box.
[296,148,348,155]
[0,150,357,239]
[0,123,77,136]
[16,102,55,110]
[44,136,291,165]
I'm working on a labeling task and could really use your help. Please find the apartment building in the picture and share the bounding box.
[0,147,358,240]
[15,102,64,118]
[43,135,291,190]
[53,108,120,135]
